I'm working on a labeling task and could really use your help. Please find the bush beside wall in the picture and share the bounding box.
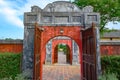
[101,56,120,79]
[0,53,120,79]
[0,53,21,79]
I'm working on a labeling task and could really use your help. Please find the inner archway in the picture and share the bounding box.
[43,36,81,80]
[53,43,71,64]
[42,36,81,80]
[45,36,80,65]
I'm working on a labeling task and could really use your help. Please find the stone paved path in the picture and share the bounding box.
[58,52,66,64]
[42,65,80,80]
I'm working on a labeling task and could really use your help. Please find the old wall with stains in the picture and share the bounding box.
[100,42,120,55]
[0,40,23,53]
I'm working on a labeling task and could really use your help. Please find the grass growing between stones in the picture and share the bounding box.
[0,53,21,79]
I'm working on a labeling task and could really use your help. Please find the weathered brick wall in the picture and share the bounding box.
[100,42,120,56]
[0,40,23,53]
[100,45,120,55]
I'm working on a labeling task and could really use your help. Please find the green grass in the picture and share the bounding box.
[0,53,21,79]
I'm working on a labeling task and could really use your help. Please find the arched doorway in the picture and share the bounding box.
[53,44,72,64]
[22,1,101,80]
[45,36,80,65]
[33,25,100,80]
[36,26,82,80]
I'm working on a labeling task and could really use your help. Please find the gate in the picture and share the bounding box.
[82,26,97,80]
[33,25,41,80]
[33,24,99,80]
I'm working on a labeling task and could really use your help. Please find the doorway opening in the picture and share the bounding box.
[43,36,81,80]
[53,43,71,65]
[45,36,80,65]
[33,23,99,80]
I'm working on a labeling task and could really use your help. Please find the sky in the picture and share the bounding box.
[0,0,120,39]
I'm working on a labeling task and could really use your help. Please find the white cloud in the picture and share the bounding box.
[0,0,70,28]
[105,21,120,30]
[0,0,24,28]
[18,0,70,14]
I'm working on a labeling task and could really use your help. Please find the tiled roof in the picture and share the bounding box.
[102,30,120,38]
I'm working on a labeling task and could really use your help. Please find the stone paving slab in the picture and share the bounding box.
[42,65,80,80]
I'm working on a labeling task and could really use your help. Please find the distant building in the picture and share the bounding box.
[100,30,120,55]
[101,30,120,42]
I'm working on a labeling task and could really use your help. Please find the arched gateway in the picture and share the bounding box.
[22,1,101,80]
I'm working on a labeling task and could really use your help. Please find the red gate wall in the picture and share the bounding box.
[39,26,82,79]
[52,39,72,64]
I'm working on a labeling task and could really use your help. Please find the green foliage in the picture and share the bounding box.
[58,44,68,54]
[4,38,14,40]
[99,73,118,80]
[101,56,120,79]
[74,0,120,32]
[0,53,21,79]
[1,69,31,80]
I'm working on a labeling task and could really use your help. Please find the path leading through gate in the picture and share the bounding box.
[42,65,80,80]
[58,51,67,64]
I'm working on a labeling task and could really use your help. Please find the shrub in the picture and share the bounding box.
[1,69,32,80]
[0,53,21,79]
[101,56,120,79]
[99,73,118,80]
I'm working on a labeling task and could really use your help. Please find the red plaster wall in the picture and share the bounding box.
[39,26,83,79]
[40,26,82,66]
[100,45,120,55]
[1,43,120,56]
[0,44,23,53]
[52,39,72,64]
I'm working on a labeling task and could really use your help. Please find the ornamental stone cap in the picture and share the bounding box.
[24,1,100,28]
[43,1,81,12]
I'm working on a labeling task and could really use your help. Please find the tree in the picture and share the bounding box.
[74,0,120,33]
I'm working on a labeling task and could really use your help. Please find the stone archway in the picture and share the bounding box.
[33,25,100,80]
[39,26,82,79]
[23,1,101,80]
[45,37,80,65]
[52,39,72,64]
[40,26,82,65]
[53,44,71,64]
